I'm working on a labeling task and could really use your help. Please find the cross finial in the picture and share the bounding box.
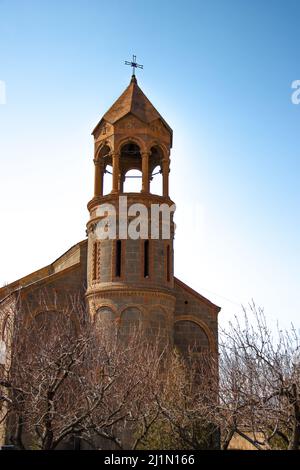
[124,54,143,78]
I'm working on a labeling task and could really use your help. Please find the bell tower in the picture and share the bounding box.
[86,74,176,341]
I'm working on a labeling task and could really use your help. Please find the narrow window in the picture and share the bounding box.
[115,240,122,277]
[92,242,98,281]
[144,240,149,278]
[166,244,171,282]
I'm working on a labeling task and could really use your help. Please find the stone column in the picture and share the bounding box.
[94,159,104,197]
[141,151,150,193]
[162,158,170,198]
[112,152,120,193]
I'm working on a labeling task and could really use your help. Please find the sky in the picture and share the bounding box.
[0,0,299,329]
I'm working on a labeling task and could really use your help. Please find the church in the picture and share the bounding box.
[0,67,220,445]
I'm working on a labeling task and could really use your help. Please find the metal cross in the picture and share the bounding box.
[124,54,143,76]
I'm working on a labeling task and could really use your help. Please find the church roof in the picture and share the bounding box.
[92,76,173,138]
[174,277,221,313]
[0,240,87,302]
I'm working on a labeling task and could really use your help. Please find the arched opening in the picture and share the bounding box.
[123,169,143,193]
[120,142,142,193]
[95,307,115,329]
[149,146,164,196]
[98,144,111,159]
[103,164,113,195]
[174,320,210,355]
[150,165,162,195]
[97,144,112,196]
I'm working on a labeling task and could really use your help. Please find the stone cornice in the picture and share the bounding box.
[86,285,176,301]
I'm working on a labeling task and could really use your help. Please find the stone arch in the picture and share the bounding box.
[123,168,143,193]
[94,302,118,316]
[118,306,143,339]
[89,298,118,319]
[97,143,113,195]
[93,142,113,196]
[119,140,143,193]
[27,307,80,334]
[29,309,70,324]
[174,317,215,354]
[116,136,147,154]
[147,141,169,160]
[118,303,147,318]
[95,141,112,162]
[148,144,164,196]
[94,306,116,329]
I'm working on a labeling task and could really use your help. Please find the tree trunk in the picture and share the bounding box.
[288,384,300,450]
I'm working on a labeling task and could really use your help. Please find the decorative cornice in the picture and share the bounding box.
[86,286,176,302]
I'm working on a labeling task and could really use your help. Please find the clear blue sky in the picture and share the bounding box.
[0,0,299,327]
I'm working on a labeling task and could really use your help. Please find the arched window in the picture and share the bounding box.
[103,164,113,195]
[123,169,142,193]
[174,320,209,354]
[149,146,164,195]
[120,143,142,193]
[97,144,111,196]
[95,307,115,328]
[150,165,162,196]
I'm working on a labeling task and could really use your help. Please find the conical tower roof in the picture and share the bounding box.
[92,76,172,138]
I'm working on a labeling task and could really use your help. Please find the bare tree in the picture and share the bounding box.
[134,347,220,450]
[0,295,164,450]
[218,303,300,450]
[146,304,300,451]
[2,292,299,451]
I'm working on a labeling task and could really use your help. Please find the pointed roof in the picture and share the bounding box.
[92,76,172,138]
